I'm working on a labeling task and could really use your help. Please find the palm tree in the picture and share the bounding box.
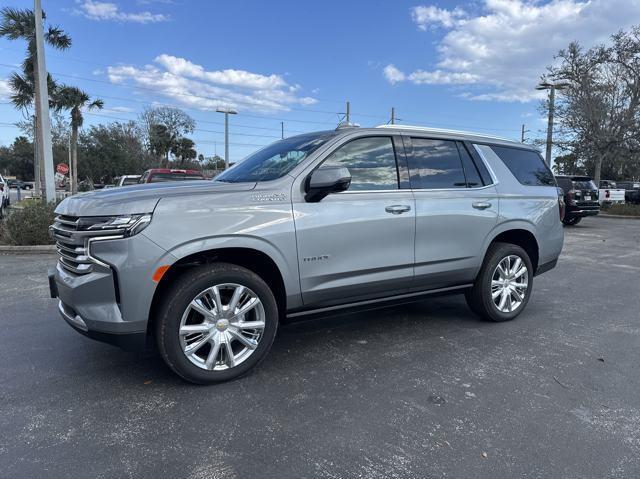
[0,7,71,190]
[55,86,103,194]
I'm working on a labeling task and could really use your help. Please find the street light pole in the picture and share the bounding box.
[33,0,55,202]
[536,81,569,166]
[216,107,237,170]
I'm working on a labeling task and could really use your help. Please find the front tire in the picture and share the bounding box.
[155,263,279,384]
[465,242,533,322]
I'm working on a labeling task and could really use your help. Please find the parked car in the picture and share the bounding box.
[617,180,640,204]
[598,179,625,205]
[116,175,142,187]
[555,175,600,225]
[0,173,10,218]
[49,125,564,384]
[139,169,206,183]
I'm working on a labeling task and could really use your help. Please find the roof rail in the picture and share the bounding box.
[336,122,360,130]
[375,124,513,142]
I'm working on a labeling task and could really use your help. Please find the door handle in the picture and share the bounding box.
[472,202,492,210]
[385,205,411,215]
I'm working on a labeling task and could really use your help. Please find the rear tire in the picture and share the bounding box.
[562,216,581,226]
[465,242,533,322]
[155,263,279,384]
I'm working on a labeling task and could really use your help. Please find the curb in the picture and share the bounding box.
[598,214,640,220]
[0,245,57,254]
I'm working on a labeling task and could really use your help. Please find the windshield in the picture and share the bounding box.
[215,131,337,183]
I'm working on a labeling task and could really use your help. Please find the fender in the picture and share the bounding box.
[162,234,302,309]
[476,219,539,273]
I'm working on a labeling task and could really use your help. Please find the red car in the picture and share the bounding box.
[138,169,206,183]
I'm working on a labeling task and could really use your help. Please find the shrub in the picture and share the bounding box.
[605,203,640,217]
[0,200,57,245]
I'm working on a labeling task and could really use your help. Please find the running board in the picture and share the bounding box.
[286,284,473,320]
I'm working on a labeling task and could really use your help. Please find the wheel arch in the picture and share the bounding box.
[148,244,292,336]
[481,222,540,273]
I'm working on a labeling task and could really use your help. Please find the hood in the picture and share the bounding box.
[55,180,257,217]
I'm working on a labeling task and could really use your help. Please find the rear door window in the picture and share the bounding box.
[490,146,555,186]
[408,138,467,189]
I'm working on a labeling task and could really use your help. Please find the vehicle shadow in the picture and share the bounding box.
[114,294,484,386]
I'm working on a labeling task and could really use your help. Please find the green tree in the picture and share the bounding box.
[77,122,151,183]
[149,123,173,161]
[552,153,582,175]
[54,86,103,194]
[0,136,35,180]
[172,137,197,164]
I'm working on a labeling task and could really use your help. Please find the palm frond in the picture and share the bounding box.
[46,25,71,50]
[8,71,34,110]
[0,7,33,40]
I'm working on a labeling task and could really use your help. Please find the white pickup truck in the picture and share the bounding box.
[599,180,626,205]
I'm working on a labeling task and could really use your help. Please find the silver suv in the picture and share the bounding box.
[49,125,564,383]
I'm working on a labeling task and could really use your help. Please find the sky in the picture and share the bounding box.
[1,0,640,163]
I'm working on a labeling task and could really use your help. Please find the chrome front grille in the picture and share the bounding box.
[51,215,120,275]
[52,215,92,275]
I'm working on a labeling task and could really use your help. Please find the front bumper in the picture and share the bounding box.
[49,233,175,351]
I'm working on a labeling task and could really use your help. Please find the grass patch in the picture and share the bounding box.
[604,203,640,216]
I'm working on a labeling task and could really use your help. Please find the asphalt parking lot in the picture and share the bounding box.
[1,216,639,478]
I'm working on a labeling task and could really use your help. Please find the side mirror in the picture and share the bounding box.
[305,166,351,202]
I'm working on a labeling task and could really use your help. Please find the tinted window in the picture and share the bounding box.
[122,177,139,186]
[491,146,555,186]
[408,138,466,189]
[572,179,597,190]
[457,142,483,187]
[322,136,398,190]
[149,173,203,183]
[556,177,572,192]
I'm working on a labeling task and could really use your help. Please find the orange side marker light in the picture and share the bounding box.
[152,265,171,283]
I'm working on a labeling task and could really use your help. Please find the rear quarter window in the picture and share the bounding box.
[490,146,556,187]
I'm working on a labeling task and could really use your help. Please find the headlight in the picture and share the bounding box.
[78,214,152,237]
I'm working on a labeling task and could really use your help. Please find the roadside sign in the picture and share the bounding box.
[56,163,69,175]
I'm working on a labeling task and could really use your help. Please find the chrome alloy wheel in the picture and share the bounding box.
[179,283,266,371]
[491,255,529,313]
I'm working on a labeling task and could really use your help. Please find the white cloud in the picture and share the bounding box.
[389,0,640,102]
[154,54,287,90]
[408,69,479,85]
[107,56,317,113]
[412,5,467,29]
[75,0,169,23]
[383,64,406,84]
[0,79,11,99]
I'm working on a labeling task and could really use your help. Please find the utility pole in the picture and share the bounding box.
[216,107,237,170]
[68,134,73,192]
[345,101,350,124]
[536,81,569,166]
[281,121,284,139]
[34,0,55,202]
[520,124,530,143]
[33,116,41,194]
[544,86,555,165]
[391,107,397,125]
